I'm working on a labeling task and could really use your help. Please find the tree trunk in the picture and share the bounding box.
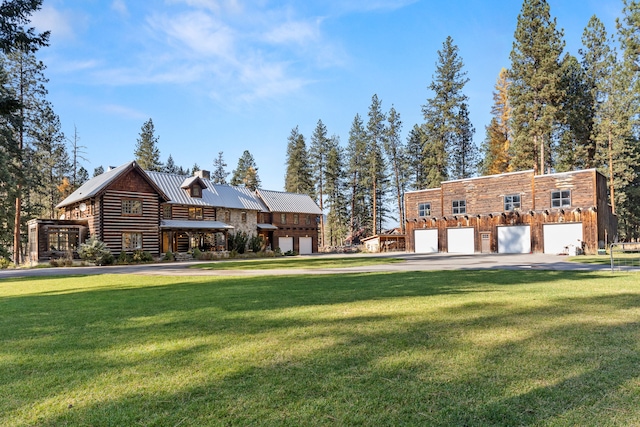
[609,128,615,214]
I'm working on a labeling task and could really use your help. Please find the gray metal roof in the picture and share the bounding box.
[160,220,233,230]
[56,162,133,208]
[146,171,265,211]
[256,189,322,214]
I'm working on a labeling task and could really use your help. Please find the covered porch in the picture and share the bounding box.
[160,220,234,254]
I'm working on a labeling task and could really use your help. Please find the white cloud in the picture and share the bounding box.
[263,19,321,46]
[31,5,76,40]
[111,0,129,17]
[100,104,148,120]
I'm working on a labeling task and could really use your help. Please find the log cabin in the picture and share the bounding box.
[28,161,321,261]
[404,169,617,255]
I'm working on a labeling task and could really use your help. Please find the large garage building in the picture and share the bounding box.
[404,169,617,255]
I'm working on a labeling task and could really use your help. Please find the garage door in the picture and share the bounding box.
[299,237,312,255]
[415,229,438,253]
[447,228,475,254]
[498,225,531,254]
[543,223,583,254]
[278,237,293,253]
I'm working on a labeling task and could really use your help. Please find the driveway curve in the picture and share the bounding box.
[0,252,631,280]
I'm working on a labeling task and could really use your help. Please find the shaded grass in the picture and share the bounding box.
[190,256,404,270]
[1,270,640,426]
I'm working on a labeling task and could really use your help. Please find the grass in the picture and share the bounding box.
[570,253,640,267]
[1,270,640,426]
[190,256,404,270]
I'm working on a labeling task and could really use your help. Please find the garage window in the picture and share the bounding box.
[452,199,466,214]
[418,202,431,217]
[504,194,521,211]
[551,190,571,208]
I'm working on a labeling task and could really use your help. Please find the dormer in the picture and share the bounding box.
[180,173,209,199]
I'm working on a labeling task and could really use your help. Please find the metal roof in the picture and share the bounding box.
[255,189,322,214]
[257,223,278,230]
[146,171,266,211]
[160,220,234,230]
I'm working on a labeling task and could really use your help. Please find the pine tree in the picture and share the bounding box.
[555,54,592,172]
[384,105,407,233]
[509,0,565,174]
[346,114,370,242]
[284,126,314,195]
[163,154,178,174]
[450,103,478,179]
[405,125,426,190]
[366,94,388,235]
[310,119,330,246]
[134,118,162,171]
[481,68,512,175]
[230,150,261,190]
[324,136,349,246]
[93,166,104,177]
[212,151,229,184]
[422,36,469,187]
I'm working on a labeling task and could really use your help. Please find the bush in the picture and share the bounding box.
[117,251,130,264]
[78,237,114,265]
[163,251,175,261]
[192,247,202,259]
[248,235,263,253]
[284,250,298,256]
[228,231,248,254]
[132,250,153,263]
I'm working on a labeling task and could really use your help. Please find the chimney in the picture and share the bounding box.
[194,170,210,180]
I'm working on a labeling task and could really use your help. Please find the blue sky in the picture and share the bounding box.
[31,0,624,192]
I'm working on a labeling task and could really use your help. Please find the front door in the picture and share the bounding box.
[481,232,491,253]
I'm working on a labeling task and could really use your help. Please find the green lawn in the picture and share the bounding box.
[1,270,640,426]
[190,256,404,270]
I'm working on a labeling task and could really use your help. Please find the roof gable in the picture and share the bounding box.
[256,189,322,214]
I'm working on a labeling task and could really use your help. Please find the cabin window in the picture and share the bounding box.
[188,207,203,220]
[122,232,143,251]
[280,213,287,224]
[293,214,299,225]
[122,199,142,216]
[163,205,172,219]
[418,202,431,217]
[452,199,466,214]
[305,215,311,225]
[551,190,571,208]
[48,228,79,251]
[241,212,247,223]
[191,185,201,198]
[504,194,521,211]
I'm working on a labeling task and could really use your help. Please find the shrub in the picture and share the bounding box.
[163,251,175,261]
[78,237,114,265]
[117,251,130,264]
[132,250,153,263]
[192,247,202,259]
[284,250,298,256]
[228,231,248,254]
[248,235,263,253]
[0,257,13,269]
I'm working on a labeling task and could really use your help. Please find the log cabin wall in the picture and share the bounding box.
[272,212,319,253]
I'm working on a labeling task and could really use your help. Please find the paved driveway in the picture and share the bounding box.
[0,252,628,280]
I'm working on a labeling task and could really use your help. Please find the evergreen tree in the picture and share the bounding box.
[76,166,88,184]
[310,119,330,246]
[30,104,69,219]
[134,118,162,171]
[284,126,314,195]
[422,36,469,187]
[191,163,200,173]
[384,105,407,232]
[366,94,389,235]
[450,103,478,179]
[163,154,178,174]
[346,114,370,241]
[324,136,349,246]
[481,68,512,175]
[230,150,261,190]
[93,165,104,177]
[212,151,229,184]
[509,0,565,174]
[555,54,592,171]
[405,124,427,190]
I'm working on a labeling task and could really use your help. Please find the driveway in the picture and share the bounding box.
[0,252,628,279]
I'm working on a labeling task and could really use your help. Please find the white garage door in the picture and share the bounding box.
[299,237,312,255]
[544,223,583,254]
[415,229,438,253]
[447,228,475,254]
[498,225,531,254]
[278,237,293,253]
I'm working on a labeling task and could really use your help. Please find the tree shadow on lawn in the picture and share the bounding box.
[2,272,640,425]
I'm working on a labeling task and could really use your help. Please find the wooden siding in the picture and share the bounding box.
[166,204,217,221]
[404,169,614,254]
[102,189,160,255]
[271,212,319,253]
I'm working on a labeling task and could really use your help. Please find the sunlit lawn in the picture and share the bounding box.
[1,270,640,426]
[190,256,404,270]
